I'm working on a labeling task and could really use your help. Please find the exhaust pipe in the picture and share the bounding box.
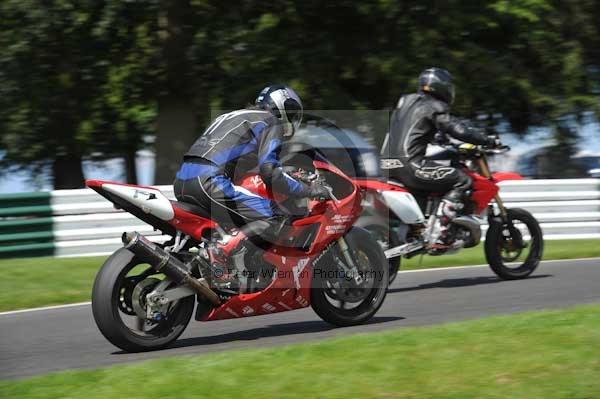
[452,216,482,248]
[122,232,221,306]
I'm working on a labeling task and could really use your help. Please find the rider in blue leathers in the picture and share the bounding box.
[173,85,328,283]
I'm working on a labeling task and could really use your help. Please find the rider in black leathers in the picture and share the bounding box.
[382,68,498,244]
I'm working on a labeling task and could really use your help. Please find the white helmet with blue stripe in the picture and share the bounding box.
[255,84,303,137]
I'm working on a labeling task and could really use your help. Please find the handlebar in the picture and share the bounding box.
[483,144,511,154]
[288,168,339,203]
[289,168,318,184]
[442,143,510,156]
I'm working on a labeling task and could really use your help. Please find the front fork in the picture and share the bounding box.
[336,237,364,285]
[477,157,525,249]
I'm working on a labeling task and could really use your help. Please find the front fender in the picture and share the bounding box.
[492,172,524,182]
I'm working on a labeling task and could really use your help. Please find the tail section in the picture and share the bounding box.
[86,180,177,235]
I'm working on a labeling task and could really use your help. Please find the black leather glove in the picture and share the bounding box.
[308,182,331,200]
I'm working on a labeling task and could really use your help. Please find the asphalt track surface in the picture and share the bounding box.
[1,258,599,380]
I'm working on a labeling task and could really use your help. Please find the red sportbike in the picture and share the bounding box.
[87,157,388,352]
[356,143,544,285]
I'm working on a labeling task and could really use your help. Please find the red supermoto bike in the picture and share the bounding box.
[87,156,388,352]
[355,143,544,285]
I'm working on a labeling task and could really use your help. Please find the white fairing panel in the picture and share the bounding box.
[381,191,425,224]
[103,184,175,221]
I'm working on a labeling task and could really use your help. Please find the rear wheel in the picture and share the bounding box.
[311,227,388,326]
[92,248,195,352]
[485,208,544,280]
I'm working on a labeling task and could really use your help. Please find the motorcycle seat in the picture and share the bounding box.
[170,200,213,220]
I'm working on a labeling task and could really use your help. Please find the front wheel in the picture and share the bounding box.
[92,248,195,352]
[311,227,388,326]
[485,208,544,280]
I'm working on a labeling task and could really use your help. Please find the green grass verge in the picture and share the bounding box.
[401,238,600,270]
[0,239,598,312]
[2,304,599,398]
[0,256,104,312]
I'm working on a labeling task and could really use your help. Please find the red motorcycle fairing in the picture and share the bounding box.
[87,179,161,192]
[201,251,314,320]
[467,171,499,214]
[170,204,218,240]
[491,172,524,182]
[468,171,523,214]
[87,159,363,322]
[203,160,362,321]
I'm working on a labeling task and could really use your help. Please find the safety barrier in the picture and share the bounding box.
[0,179,598,258]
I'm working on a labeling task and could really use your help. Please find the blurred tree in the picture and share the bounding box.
[93,2,159,184]
[151,0,249,183]
[0,1,157,188]
[153,0,198,184]
[0,1,99,188]
[534,124,587,178]
[114,0,600,181]
[193,0,600,143]
[2,0,599,188]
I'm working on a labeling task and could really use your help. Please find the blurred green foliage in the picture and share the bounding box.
[0,0,160,187]
[1,0,599,187]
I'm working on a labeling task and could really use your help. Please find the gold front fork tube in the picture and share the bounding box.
[477,155,492,178]
[477,156,507,217]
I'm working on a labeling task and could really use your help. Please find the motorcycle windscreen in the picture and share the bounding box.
[380,191,425,224]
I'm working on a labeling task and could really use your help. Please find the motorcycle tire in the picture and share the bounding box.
[311,227,388,326]
[92,248,195,352]
[485,208,544,280]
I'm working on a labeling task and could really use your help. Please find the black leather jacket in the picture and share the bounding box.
[184,109,309,197]
[384,93,490,167]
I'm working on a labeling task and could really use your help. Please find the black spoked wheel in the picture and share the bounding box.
[311,227,388,326]
[485,208,544,280]
[92,248,194,352]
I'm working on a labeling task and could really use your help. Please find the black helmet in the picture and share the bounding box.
[418,67,455,104]
[255,85,303,137]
